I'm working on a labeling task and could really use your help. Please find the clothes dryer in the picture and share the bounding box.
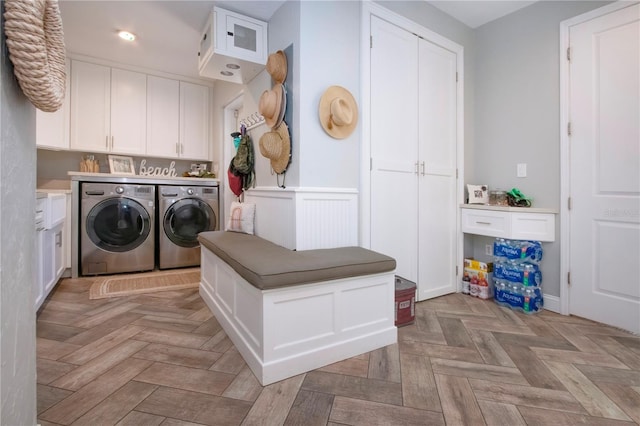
[158,184,219,269]
[80,182,155,275]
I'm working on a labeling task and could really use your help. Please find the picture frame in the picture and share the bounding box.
[467,184,489,204]
[108,155,136,175]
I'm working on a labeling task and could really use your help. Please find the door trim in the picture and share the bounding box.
[559,1,639,316]
[360,1,465,287]
[222,93,244,227]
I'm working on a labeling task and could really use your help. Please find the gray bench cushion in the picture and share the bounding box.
[198,231,396,290]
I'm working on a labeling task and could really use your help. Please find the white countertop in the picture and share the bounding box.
[460,204,558,214]
[37,188,72,194]
[68,172,220,186]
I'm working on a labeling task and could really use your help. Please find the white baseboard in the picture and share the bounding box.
[543,293,560,313]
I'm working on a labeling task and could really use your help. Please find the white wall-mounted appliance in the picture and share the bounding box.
[198,7,268,84]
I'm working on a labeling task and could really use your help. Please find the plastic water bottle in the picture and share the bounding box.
[493,279,508,307]
[522,285,543,314]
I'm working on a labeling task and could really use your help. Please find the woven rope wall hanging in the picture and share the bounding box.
[4,0,66,112]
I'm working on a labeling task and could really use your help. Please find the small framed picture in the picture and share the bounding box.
[467,184,489,204]
[108,155,136,175]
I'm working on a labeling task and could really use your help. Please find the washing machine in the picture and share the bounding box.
[80,182,155,275]
[158,184,219,269]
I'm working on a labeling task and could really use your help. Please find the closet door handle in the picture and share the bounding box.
[420,161,425,176]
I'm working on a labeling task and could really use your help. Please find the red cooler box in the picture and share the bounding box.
[395,275,416,327]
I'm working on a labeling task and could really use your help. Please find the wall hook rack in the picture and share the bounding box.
[239,112,265,131]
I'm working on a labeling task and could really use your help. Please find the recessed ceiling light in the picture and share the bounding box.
[118,31,136,42]
[221,71,233,76]
[226,64,240,70]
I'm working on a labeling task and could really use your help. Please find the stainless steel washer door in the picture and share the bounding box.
[163,198,216,248]
[86,197,151,252]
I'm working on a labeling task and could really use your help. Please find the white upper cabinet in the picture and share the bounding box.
[147,77,209,160]
[70,60,146,155]
[146,75,180,158]
[179,82,210,160]
[36,61,71,150]
[110,68,147,154]
[198,7,267,84]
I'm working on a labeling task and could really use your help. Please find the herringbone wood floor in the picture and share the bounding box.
[37,273,640,426]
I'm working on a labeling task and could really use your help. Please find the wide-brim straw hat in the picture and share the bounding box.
[318,85,358,139]
[266,50,287,84]
[259,121,291,174]
[258,84,286,129]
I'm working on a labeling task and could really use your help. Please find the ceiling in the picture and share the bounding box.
[58,1,285,81]
[427,1,537,28]
[58,0,536,82]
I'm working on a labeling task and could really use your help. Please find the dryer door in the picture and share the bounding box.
[86,198,151,252]
[164,198,216,248]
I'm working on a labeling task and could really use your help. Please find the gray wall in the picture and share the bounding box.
[297,0,361,188]
[472,0,612,297]
[1,4,38,424]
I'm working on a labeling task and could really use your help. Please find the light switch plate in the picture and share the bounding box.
[517,163,527,178]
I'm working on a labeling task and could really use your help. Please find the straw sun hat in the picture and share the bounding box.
[266,50,287,84]
[318,86,358,139]
[258,84,286,129]
[259,121,291,174]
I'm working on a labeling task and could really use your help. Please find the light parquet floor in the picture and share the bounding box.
[37,274,640,426]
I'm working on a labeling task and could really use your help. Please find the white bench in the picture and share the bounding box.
[198,231,397,386]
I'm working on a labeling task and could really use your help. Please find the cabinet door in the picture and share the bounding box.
[70,60,111,152]
[370,16,419,286]
[37,61,71,150]
[147,76,180,158]
[221,10,266,63]
[180,82,209,160]
[417,38,458,300]
[110,68,147,155]
[34,229,45,310]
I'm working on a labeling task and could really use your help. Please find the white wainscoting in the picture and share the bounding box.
[244,187,358,250]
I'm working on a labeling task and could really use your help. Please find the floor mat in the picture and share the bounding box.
[89,268,201,299]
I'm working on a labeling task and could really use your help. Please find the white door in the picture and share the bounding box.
[370,15,419,286]
[417,38,458,300]
[568,4,640,334]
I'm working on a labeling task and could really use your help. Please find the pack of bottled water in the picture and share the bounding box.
[493,238,543,264]
[493,238,544,314]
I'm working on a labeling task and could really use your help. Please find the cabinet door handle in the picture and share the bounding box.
[180,144,184,155]
[105,135,109,149]
[111,136,114,150]
[420,161,425,176]
[476,221,492,225]
[414,162,419,175]
[55,231,62,247]
[176,143,179,155]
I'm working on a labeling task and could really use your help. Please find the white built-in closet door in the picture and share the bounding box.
[417,38,458,301]
[370,15,458,301]
[569,4,639,334]
[370,15,419,285]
